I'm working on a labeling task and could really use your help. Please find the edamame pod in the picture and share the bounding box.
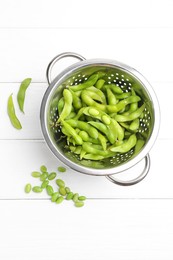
[7,94,22,130]
[114,104,145,122]
[69,74,99,92]
[17,78,32,113]
[58,89,73,122]
[110,134,137,153]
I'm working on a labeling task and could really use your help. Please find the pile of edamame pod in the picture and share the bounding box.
[54,72,146,163]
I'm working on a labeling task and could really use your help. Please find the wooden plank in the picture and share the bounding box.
[0,28,172,82]
[0,199,173,260]
[0,139,170,199]
[0,0,172,28]
[0,82,167,139]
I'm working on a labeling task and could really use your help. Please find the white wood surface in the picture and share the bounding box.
[0,0,173,259]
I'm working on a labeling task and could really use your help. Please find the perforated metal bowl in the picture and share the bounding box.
[40,52,160,186]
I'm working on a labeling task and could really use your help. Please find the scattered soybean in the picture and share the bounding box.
[25,183,32,193]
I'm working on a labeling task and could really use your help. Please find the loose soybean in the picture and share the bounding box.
[57,166,66,172]
[24,165,86,208]
[48,172,57,180]
[25,183,31,193]
[32,186,43,193]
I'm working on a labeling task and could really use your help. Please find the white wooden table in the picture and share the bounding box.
[0,1,173,259]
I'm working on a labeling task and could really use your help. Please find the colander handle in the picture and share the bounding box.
[46,52,86,84]
[106,154,150,186]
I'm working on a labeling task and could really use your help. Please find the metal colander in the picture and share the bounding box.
[40,52,160,185]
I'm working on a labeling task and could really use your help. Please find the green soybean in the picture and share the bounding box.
[40,165,47,173]
[25,183,32,193]
[57,166,66,173]
[41,180,49,189]
[66,192,74,200]
[65,187,71,193]
[75,201,84,207]
[40,172,48,181]
[56,196,64,204]
[78,196,86,201]
[31,171,41,178]
[46,185,54,196]
[73,193,79,202]
[51,192,60,202]
[17,78,32,113]
[48,172,57,180]
[59,187,67,196]
[7,94,22,130]
[56,179,65,188]
[32,186,43,193]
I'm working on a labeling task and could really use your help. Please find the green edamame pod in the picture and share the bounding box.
[7,94,22,130]
[69,74,99,92]
[106,88,117,105]
[17,78,32,113]
[82,142,115,157]
[65,111,77,120]
[106,96,141,113]
[110,134,137,153]
[88,121,115,144]
[105,84,123,94]
[69,89,82,110]
[111,119,124,141]
[57,97,64,115]
[61,120,83,145]
[66,119,99,139]
[135,139,145,153]
[83,154,104,160]
[82,90,103,103]
[58,89,73,122]
[80,148,87,160]
[115,92,131,99]
[98,133,107,151]
[95,79,105,89]
[129,118,140,131]
[114,103,145,122]
[81,92,106,111]
[87,86,107,104]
